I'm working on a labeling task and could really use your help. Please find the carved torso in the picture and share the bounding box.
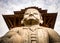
[1,26,60,43]
[15,26,49,43]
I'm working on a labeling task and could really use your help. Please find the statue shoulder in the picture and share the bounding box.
[38,26,51,29]
[43,27,60,42]
[10,26,25,31]
[39,26,60,42]
[0,27,24,43]
[1,27,24,38]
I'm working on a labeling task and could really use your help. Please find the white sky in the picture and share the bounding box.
[0,0,60,37]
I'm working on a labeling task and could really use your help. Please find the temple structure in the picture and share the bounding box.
[3,7,57,29]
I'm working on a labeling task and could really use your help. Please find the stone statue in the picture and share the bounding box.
[0,8,60,43]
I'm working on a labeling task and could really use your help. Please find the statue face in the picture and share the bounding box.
[24,8,41,20]
[21,8,43,25]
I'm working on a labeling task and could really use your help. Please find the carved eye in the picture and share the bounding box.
[33,13,38,15]
[25,13,29,15]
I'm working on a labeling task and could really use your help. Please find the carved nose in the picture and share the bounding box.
[29,14,33,16]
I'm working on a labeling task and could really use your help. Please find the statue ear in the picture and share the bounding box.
[39,16,43,24]
[21,19,24,24]
[40,20,43,24]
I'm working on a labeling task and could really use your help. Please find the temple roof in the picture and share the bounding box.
[3,7,57,29]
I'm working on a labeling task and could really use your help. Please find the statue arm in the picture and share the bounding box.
[0,27,22,43]
[47,28,60,43]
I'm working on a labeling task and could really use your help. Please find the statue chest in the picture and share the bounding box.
[21,28,49,43]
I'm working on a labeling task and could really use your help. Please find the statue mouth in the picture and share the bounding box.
[27,16,36,20]
[23,18,39,25]
[26,16,38,20]
[22,16,40,25]
[24,16,38,22]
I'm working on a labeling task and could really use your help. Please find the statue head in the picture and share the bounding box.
[21,8,43,26]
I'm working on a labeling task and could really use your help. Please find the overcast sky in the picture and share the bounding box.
[0,0,60,37]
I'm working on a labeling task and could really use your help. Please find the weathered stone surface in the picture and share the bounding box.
[0,8,60,43]
[0,26,60,43]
